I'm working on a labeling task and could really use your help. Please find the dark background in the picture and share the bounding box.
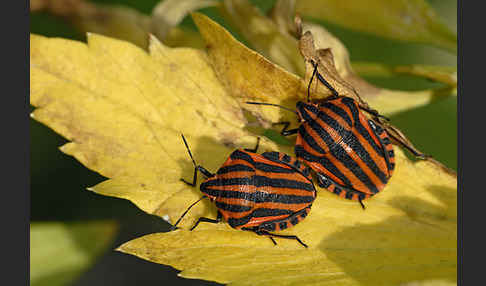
[30,0,457,285]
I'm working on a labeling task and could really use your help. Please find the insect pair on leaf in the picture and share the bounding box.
[172,62,431,248]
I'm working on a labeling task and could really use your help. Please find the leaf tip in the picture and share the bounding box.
[190,11,210,27]
[115,240,130,253]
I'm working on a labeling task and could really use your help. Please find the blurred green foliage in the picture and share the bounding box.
[30,221,117,286]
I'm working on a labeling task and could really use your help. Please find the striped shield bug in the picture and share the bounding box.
[172,134,316,248]
[247,61,431,209]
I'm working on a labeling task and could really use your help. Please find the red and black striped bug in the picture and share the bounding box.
[172,134,317,248]
[247,62,429,209]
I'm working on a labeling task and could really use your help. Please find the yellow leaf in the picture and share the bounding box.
[30,221,117,286]
[30,13,456,286]
[296,0,457,53]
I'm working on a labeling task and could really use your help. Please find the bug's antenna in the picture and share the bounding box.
[245,102,298,115]
[181,133,197,167]
[171,195,206,230]
[307,60,319,102]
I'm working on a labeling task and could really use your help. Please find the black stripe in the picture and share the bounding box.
[334,187,342,195]
[300,108,380,193]
[322,101,353,127]
[317,174,332,188]
[253,192,315,204]
[230,150,256,164]
[329,100,384,157]
[382,137,391,145]
[217,164,255,174]
[201,177,253,187]
[261,152,312,181]
[227,151,299,174]
[345,191,353,199]
[290,216,299,226]
[344,132,389,184]
[282,154,291,163]
[296,145,353,187]
[254,175,315,191]
[325,174,374,199]
[301,166,310,178]
[340,97,360,124]
[298,125,328,154]
[203,188,315,204]
[261,151,280,162]
[201,176,314,192]
[227,208,293,227]
[279,222,288,230]
[202,186,253,200]
[261,223,276,231]
[293,159,302,170]
[215,201,252,212]
[248,207,294,217]
[297,101,320,117]
[254,162,295,173]
[355,121,386,157]
[367,118,385,136]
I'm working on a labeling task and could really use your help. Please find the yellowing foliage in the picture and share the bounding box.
[30,13,456,286]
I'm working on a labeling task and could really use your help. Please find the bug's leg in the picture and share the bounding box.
[358,198,366,210]
[269,236,277,246]
[190,212,222,231]
[244,137,260,153]
[272,122,299,136]
[359,105,390,121]
[180,166,214,186]
[171,196,207,230]
[383,123,431,160]
[190,217,220,231]
[180,134,214,186]
[180,166,198,187]
[255,230,308,248]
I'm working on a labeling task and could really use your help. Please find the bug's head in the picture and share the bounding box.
[200,190,216,202]
[296,101,320,122]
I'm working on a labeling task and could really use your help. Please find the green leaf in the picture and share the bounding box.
[352,62,457,88]
[296,0,457,53]
[30,221,118,286]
